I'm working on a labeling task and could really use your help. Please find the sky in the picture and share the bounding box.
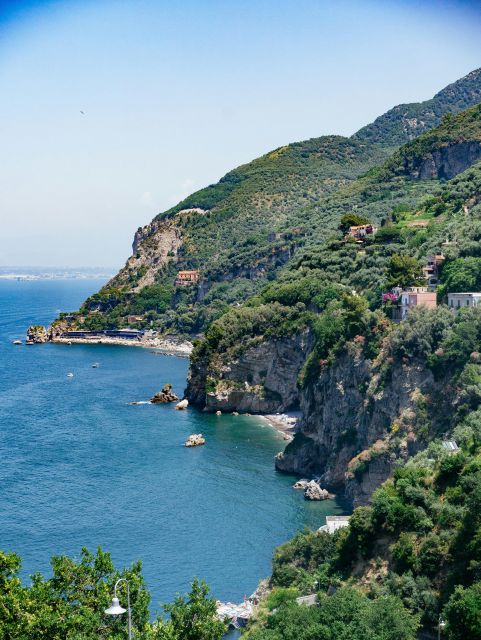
[0,0,480,268]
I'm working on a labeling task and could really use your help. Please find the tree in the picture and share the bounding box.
[444,582,481,640]
[386,254,424,288]
[153,578,227,640]
[0,547,151,640]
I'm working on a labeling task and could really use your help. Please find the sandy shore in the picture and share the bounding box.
[51,336,193,357]
[260,412,300,441]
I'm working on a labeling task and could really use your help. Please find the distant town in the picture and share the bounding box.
[0,267,115,281]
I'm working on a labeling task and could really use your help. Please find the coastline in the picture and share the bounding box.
[259,412,299,441]
[50,336,193,358]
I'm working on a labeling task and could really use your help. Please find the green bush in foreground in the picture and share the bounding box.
[0,548,226,640]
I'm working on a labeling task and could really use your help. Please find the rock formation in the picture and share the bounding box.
[175,399,189,410]
[150,384,179,404]
[186,330,314,413]
[26,325,48,343]
[185,434,205,447]
[303,480,330,501]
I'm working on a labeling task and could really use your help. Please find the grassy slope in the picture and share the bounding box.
[71,69,481,334]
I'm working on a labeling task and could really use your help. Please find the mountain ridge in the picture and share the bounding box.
[55,67,481,337]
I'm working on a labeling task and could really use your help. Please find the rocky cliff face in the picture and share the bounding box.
[186,329,314,413]
[108,218,182,293]
[275,340,438,506]
[406,141,481,180]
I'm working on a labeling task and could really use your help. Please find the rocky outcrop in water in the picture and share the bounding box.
[185,434,205,447]
[26,325,48,343]
[186,329,314,413]
[303,480,330,501]
[150,384,179,404]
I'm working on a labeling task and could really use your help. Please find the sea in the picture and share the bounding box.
[0,278,344,617]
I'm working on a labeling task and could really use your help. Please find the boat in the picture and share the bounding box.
[12,340,22,345]
[91,363,99,368]
[66,372,74,378]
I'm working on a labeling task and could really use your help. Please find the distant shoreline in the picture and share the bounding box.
[50,335,193,358]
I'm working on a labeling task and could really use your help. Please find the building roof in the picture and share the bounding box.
[442,440,460,451]
[448,292,481,297]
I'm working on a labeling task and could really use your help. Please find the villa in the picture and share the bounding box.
[175,270,200,286]
[422,254,445,286]
[447,292,481,309]
[392,287,437,321]
[347,224,377,241]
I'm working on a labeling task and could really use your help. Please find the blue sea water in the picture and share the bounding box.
[0,279,344,615]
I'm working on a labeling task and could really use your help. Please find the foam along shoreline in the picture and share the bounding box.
[51,335,193,357]
[260,412,299,441]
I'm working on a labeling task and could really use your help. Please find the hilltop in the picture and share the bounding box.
[53,67,481,336]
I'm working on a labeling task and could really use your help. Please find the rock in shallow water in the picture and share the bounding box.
[150,384,179,404]
[293,479,309,490]
[185,434,205,447]
[304,480,330,501]
[26,325,48,344]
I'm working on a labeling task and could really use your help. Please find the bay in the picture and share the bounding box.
[0,279,343,615]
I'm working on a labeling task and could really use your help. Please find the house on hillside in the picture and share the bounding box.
[391,287,437,321]
[127,314,145,324]
[318,515,351,534]
[422,254,445,286]
[175,270,200,286]
[448,292,481,309]
[347,224,377,242]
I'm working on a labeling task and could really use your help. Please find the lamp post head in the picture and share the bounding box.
[105,596,127,616]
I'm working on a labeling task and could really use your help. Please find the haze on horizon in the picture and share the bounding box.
[1,0,480,268]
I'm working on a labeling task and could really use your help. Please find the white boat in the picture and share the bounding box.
[66,372,74,378]
[12,340,22,345]
[92,363,99,368]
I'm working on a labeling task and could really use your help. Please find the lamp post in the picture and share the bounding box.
[105,578,132,640]
[438,616,446,640]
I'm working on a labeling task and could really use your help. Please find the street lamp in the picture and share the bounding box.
[105,578,132,640]
[438,616,446,640]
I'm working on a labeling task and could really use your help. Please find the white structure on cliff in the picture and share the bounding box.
[318,515,351,534]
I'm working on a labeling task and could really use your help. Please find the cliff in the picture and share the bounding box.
[186,329,314,413]
[275,341,438,506]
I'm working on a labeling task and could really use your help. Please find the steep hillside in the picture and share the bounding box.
[245,438,481,639]
[187,104,481,505]
[354,67,481,145]
[57,68,481,335]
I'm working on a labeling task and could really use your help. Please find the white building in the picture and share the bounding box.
[447,293,481,309]
[318,515,351,534]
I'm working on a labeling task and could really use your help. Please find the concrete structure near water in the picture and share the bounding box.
[318,515,351,534]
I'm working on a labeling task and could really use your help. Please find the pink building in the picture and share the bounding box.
[396,287,437,320]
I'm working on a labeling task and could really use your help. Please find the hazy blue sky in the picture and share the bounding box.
[1,0,480,267]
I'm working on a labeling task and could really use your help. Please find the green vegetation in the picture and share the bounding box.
[62,69,481,335]
[245,587,419,640]
[246,431,481,639]
[0,548,226,640]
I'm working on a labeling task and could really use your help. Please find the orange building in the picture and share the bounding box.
[175,270,199,286]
